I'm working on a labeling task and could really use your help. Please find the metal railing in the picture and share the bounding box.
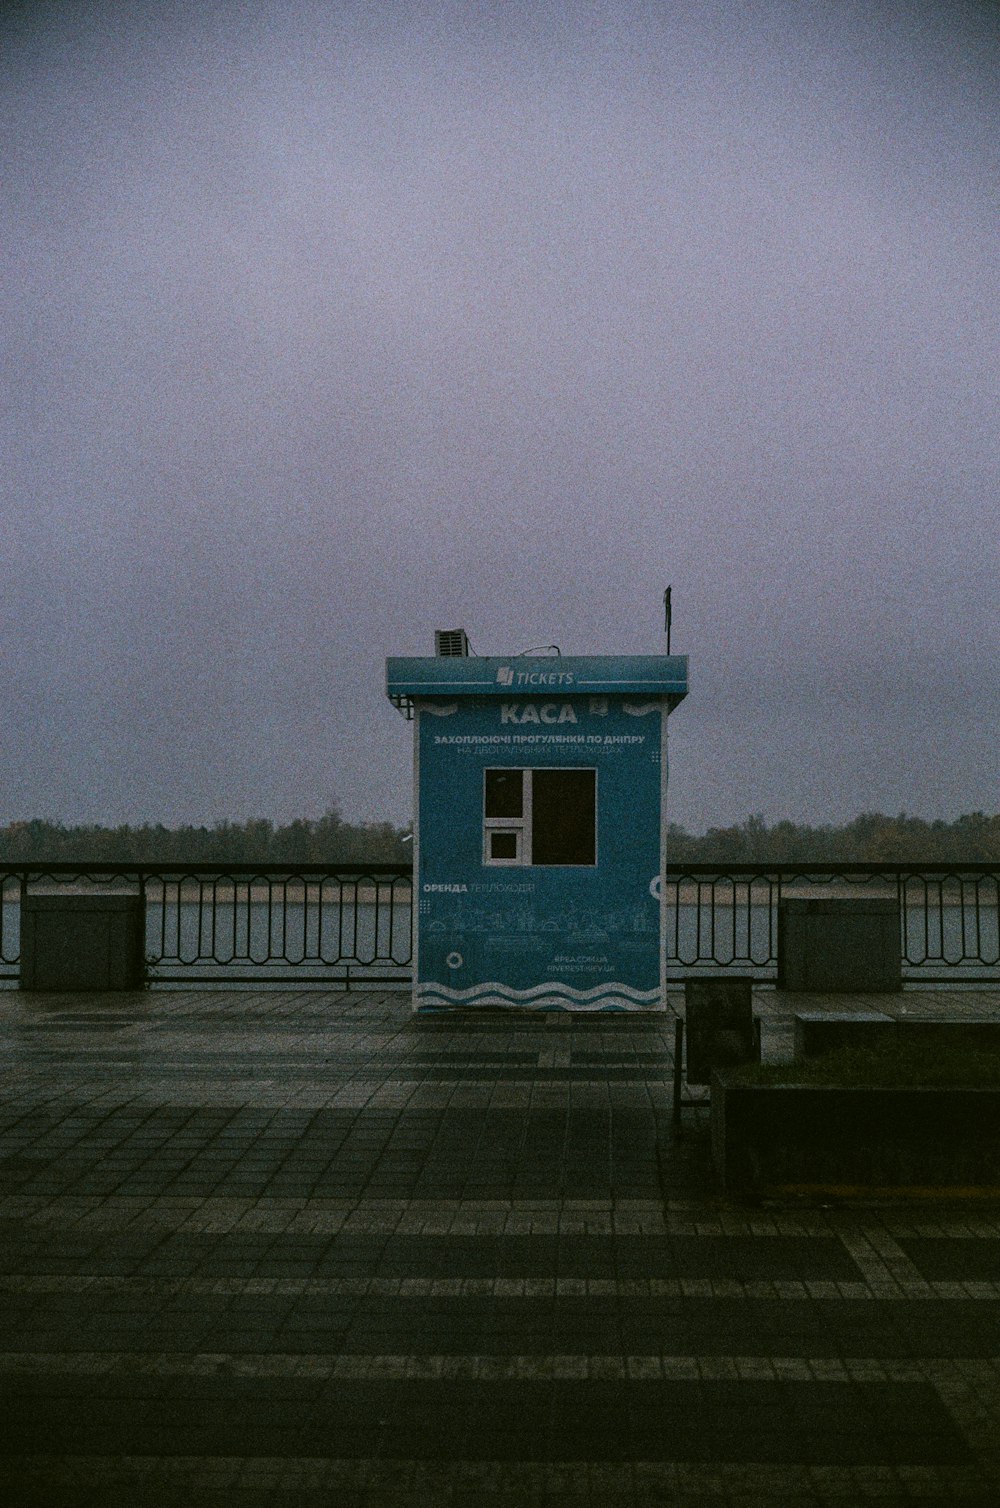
[0,863,413,986]
[1,861,998,986]
[662,864,1000,982]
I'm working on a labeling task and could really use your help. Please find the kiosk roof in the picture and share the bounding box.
[386,654,688,716]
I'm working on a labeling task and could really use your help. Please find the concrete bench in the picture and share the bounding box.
[795,1011,1000,1059]
[794,1011,896,1058]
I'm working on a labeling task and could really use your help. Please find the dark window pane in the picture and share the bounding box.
[531,769,596,866]
[485,769,523,818]
[489,831,519,860]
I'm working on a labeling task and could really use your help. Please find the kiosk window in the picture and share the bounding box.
[532,768,596,865]
[489,830,520,861]
[483,768,596,867]
[485,769,523,819]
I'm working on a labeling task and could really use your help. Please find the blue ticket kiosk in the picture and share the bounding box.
[386,641,688,1012]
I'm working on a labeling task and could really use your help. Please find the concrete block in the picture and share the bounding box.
[21,893,145,992]
[777,898,901,992]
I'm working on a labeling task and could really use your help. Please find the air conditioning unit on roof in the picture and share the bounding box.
[434,628,470,657]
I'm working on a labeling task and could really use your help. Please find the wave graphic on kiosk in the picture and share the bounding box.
[415,980,660,1011]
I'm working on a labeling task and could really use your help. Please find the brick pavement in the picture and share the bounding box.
[0,985,998,1505]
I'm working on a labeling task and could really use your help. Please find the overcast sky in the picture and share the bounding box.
[3,0,998,833]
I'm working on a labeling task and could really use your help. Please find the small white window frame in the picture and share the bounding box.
[483,768,532,865]
[484,827,524,865]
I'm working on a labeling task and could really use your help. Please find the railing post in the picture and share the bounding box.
[138,869,147,987]
[672,1016,684,1136]
[18,869,27,983]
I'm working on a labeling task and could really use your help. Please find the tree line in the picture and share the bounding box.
[663,811,1000,864]
[0,808,998,865]
[0,807,410,865]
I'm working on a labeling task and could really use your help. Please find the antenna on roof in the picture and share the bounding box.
[663,587,672,654]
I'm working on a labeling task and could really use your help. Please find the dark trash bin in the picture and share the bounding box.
[684,977,759,1085]
[674,977,760,1132]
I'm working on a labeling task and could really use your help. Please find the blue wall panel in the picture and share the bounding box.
[415,694,665,1011]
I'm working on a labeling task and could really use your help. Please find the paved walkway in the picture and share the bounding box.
[0,986,998,1505]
